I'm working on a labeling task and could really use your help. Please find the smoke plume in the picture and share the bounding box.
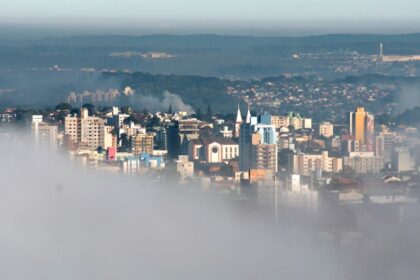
[133,90,193,113]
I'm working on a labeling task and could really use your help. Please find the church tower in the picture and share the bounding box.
[245,104,251,124]
[234,104,243,138]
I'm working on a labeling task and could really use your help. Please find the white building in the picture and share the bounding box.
[122,158,141,175]
[31,115,58,150]
[189,137,239,163]
[280,174,318,212]
[219,126,233,138]
[257,174,318,212]
[392,147,413,173]
[319,122,334,138]
[176,155,194,183]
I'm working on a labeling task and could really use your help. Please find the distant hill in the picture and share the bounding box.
[2,33,420,79]
[102,71,237,113]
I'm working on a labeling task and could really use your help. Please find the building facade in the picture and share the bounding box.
[65,108,114,151]
[290,151,343,176]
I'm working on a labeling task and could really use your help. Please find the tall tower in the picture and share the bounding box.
[365,113,375,152]
[349,107,375,152]
[234,104,243,138]
[379,43,384,58]
[353,107,366,144]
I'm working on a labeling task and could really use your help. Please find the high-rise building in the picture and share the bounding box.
[271,115,289,129]
[64,108,114,151]
[253,124,278,145]
[344,152,384,174]
[239,123,253,171]
[365,113,375,152]
[252,141,278,172]
[375,131,396,162]
[132,133,154,156]
[167,118,201,158]
[289,151,343,176]
[286,112,312,130]
[154,126,168,150]
[392,147,413,173]
[349,107,375,152]
[31,115,58,150]
[353,107,366,144]
[239,123,278,172]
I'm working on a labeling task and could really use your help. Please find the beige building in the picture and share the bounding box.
[270,114,312,130]
[290,151,343,176]
[251,133,278,172]
[65,108,113,151]
[132,133,154,156]
[344,152,384,174]
[271,115,289,129]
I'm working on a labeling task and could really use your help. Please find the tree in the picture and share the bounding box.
[55,102,72,111]
[149,116,161,128]
[120,106,132,114]
[82,103,95,115]
[206,104,213,117]
[195,108,202,120]
[70,108,80,115]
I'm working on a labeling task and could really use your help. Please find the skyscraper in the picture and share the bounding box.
[239,123,253,171]
[64,108,114,151]
[375,131,396,162]
[239,119,278,172]
[132,133,154,156]
[365,112,375,152]
[353,107,366,144]
[349,107,375,152]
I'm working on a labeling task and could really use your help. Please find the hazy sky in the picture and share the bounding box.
[2,0,419,21]
[1,0,419,38]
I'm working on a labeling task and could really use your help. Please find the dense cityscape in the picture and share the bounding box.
[2,86,419,226]
[2,1,420,278]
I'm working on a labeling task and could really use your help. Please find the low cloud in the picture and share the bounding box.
[0,135,420,280]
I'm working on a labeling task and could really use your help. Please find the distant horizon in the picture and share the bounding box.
[1,18,420,40]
